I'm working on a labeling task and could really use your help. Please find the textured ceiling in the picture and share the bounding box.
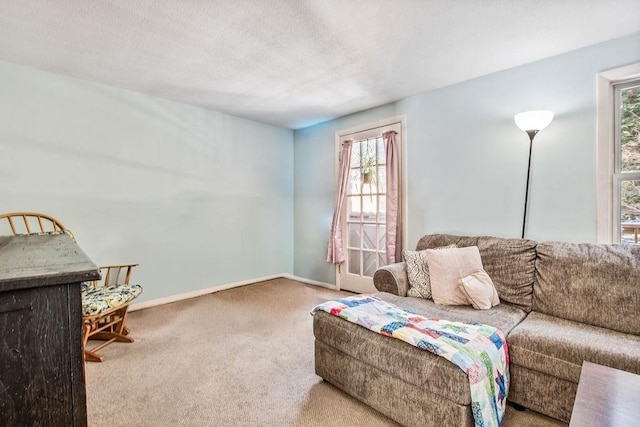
[1,1,639,129]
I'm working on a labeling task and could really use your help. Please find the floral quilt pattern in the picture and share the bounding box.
[312,294,509,427]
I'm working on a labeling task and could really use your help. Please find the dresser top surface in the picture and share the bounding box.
[0,233,99,290]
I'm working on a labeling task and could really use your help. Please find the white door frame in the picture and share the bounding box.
[334,115,408,291]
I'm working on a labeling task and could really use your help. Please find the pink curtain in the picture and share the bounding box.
[384,131,402,264]
[327,140,353,264]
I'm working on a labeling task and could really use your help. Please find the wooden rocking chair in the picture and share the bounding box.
[0,212,143,362]
[82,263,142,362]
[0,211,72,237]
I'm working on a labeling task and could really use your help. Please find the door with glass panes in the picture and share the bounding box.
[339,123,401,293]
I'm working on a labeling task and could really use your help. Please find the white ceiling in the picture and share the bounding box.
[1,1,639,130]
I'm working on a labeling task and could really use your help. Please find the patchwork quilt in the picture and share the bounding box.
[312,294,509,427]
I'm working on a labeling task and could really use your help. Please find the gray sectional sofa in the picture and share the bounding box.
[313,234,640,426]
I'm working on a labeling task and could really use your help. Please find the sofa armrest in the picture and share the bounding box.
[373,262,409,296]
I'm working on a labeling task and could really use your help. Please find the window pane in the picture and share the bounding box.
[362,224,376,249]
[350,142,360,168]
[347,195,361,219]
[378,225,386,250]
[348,250,360,275]
[367,138,377,153]
[378,253,386,268]
[621,180,640,244]
[349,169,362,195]
[362,195,377,221]
[377,166,386,193]
[362,251,377,277]
[362,140,376,186]
[377,137,386,164]
[348,224,360,248]
[378,196,386,223]
[620,85,640,172]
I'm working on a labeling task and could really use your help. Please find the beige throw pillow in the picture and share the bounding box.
[426,246,484,306]
[458,269,500,310]
[404,245,456,299]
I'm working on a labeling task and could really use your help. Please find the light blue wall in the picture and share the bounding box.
[0,60,294,303]
[2,32,639,294]
[293,32,640,284]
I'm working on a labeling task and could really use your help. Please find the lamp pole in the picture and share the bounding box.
[514,110,553,240]
[521,130,538,239]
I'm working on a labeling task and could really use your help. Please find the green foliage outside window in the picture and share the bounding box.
[620,85,640,221]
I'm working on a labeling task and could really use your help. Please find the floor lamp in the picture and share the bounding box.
[514,110,554,239]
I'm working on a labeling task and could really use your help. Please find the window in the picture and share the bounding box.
[615,82,640,244]
[596,64,640,243]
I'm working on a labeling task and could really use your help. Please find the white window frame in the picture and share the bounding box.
[596,63,640,243]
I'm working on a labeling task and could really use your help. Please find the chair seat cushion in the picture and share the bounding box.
[82,284,143,316]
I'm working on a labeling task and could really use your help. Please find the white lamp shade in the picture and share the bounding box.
[514,110,554,132]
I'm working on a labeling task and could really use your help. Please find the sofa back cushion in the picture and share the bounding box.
[534,242,640,335]
[416,234,537,312]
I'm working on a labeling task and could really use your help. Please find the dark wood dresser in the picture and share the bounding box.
[0,233,99,427]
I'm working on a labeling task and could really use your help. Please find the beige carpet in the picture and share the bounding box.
[86,278,567,426]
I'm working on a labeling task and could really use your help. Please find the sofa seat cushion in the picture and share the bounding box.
[82,284,143,317]
[377,292,527,334]
[508,311,640,383]
[313,292,527,406]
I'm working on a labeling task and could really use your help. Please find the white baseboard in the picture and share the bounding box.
[129,273,337,312]
[280,273,337,290]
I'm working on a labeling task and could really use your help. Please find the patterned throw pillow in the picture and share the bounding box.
[404,244,456,299]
